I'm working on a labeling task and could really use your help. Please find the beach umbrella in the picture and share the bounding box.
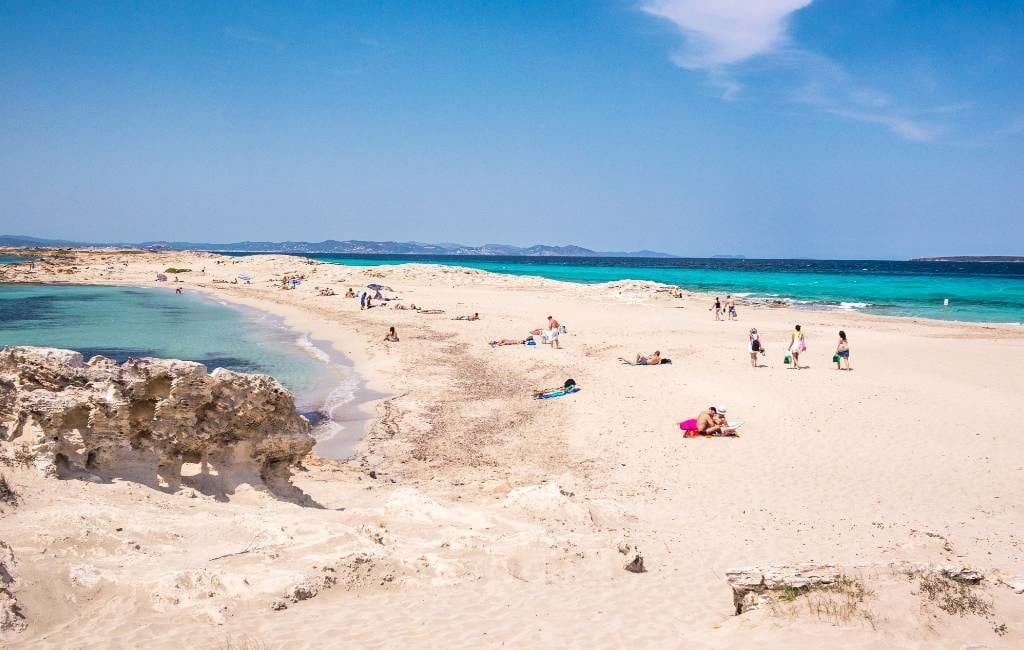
[156,273,167,281]
[366,283,392,291]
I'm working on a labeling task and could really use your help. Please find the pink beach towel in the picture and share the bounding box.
[679,418,700,438]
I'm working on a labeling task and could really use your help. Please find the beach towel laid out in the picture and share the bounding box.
[534,386,581,400]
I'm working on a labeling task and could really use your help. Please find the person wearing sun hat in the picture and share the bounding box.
[748,328,765,367]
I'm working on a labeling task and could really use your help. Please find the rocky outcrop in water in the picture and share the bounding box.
[0,346,314,500]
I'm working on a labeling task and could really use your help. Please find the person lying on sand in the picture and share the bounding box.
[619,351,661,365]
[384,326,399,343]
[418,309,444,314]
[696,407,736,436]
[634,350,659,366]
[393,303,418,310]
[532,378,576,398]
[490,338,525,347]
[452,312,480,321]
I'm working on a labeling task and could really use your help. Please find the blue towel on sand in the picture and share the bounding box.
[534,386,581,400]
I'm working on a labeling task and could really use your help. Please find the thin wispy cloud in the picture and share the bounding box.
[641,1,951,142]
[224,25,279,48]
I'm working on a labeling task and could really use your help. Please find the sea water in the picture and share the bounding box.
[0,284,364,457]
[243,254,1024,325]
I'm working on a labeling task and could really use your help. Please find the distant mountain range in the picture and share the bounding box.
[0,235,675,258]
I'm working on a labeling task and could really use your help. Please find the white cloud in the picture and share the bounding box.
[642,0,812,69]
[641,1,954,142]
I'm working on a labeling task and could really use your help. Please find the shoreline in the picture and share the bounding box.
[0,278,380,461]
[4,247,1022,327]
[3,247,1024,646]
[197,291,382,460]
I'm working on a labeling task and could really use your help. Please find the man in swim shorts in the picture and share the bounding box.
[696,407,735,436]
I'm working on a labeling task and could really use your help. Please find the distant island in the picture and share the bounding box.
[911,256,1024,263]
[0,235,675,258]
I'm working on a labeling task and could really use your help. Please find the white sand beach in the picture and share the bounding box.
[2,248,1024,648]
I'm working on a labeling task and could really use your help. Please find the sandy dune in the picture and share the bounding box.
[2,248,1023,647]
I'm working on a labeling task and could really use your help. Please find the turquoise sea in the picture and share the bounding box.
[0,284,364,457]
[278,254,1024,325]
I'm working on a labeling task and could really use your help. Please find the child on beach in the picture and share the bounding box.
[748,328,765,367]
[835,330,851,370]
[384,326,399,343]
[788,324,807,369]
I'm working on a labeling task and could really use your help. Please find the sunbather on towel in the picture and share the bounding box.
[532,378,576,398]
[489,338,524,347]
[620,350,661,365]
[453,312,480,321]
[696,407,736,436]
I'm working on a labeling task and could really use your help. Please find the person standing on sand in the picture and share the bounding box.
[788,324,807,369]
[725,295,736,320]
[748,328,765,367]
[712,297,722,320]
[835,330,851,370]
[546,315,561,349]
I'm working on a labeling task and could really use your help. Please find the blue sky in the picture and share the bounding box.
[1,1,1022,258]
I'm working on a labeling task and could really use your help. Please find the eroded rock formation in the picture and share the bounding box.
[0,540,23,634]
[0,346,314,499]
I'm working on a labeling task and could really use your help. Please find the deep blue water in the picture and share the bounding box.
[221,253,1024,324]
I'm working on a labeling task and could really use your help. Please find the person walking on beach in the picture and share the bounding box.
[360,291,367,310]
[748,328,765,367]
[835,330,851,370]
[788,324,807,369]
[712,297,722,321]
[725,295,738,320]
